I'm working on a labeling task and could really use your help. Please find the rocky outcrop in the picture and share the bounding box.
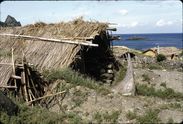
[0,91,18,116]
[0,15,21,27]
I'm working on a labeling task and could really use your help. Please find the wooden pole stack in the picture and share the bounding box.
[0,50,67,106]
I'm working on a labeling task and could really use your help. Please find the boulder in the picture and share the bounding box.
[0,91,18,116]
[100,73,113,79]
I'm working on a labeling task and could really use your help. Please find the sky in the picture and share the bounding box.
[0,0,182,34]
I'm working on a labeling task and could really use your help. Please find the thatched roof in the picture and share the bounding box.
[0,19,109,86]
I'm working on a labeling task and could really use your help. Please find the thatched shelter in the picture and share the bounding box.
[0,19,116,88]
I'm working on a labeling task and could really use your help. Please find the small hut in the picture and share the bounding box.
[0,19,117,88]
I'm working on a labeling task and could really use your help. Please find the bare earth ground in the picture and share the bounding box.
[47,47,183,123]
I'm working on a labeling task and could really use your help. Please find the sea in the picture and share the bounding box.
[112,33,183,50]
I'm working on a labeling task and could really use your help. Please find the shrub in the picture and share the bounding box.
[147,64,162,70]
[126,111,137,120]
[179,50,183,56]
[94,111,120,124]
[0,102,83,124]
[142,74,150,82]
[160,82,166,88]
[71,90,88,107]
[136,84,183,100]
[115,66,127,83]
[157,54,166,62]
[137,109,160,123]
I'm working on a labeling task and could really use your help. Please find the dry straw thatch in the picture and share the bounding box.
[0,18,109,86]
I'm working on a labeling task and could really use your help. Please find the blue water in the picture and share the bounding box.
[112,33,183,50]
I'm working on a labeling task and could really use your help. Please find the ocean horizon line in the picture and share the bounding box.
[114,32,183,35]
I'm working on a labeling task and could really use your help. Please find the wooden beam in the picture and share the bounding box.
[0,33,98,47]
[106,27,117,31]
[11,75,21,79]
[28,91,66,104]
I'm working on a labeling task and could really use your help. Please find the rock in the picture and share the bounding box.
[104,79,112,84]
[107,69,114,74]
[0,91,19,116]
[107,64,113,69]
[158,110,183,123]
[100,73,113,79]
[100,69,105,74]
[4,15,21,27]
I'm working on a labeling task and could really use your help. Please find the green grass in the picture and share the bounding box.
[147,63,162,70]
[136,84,183,100]
[71,90,88,107]
[0,102,83,124]
[126,111,137,120]
[169,103,182,109]
[179,50,183,56]
[157,54,166,62]
[114,65,127,83]
[94,111,120,124]
[43,68,111,95]
[160,82,167,88]
[142,74,150,82]
[136,109,160,123]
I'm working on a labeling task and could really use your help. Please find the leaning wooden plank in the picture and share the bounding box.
[0,86,17,89]
[28,91,66,104]
[0,33,98,47]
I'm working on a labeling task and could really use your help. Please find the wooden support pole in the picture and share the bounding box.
[11,48,17,91]
[21,53,29,103]
[0,33,98,47]
[27,67,39,97]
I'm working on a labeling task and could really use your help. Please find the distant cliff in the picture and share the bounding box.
[0,15,21,27]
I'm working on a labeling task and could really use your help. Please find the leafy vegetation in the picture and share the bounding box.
[114,65,127,83]
[0,103,84,124]
[136,84,183,100]
[126,111,137,120]
[94,111,120,124]
[136,109,160,123]
[157,54,166,62]
[71,90,88,107]
[179,50,183,56]
[160,82,167,88]
[146,63,162,70]
[142,74,150,82]
[43,68,111,95]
